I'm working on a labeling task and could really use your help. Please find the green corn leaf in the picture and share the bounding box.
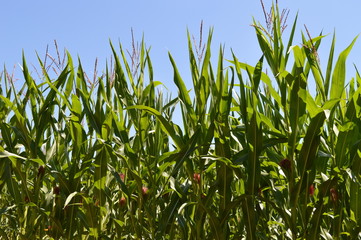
[295,111,326,205]
[252,19,275,73]
[127,105,184,149]
[0,228,9,240]
[199,201,223,240]
[307,177,338,239]
[325,32,336,98]
[0,148,26,161]
[64,191,79,209]
[242,196,257,240]
[298,88,322,118]
[119,44,137,95]
[246,112,262,195]
[170,128,200,176]
[252,55,264,94]
[288,67,306,160]
[77,88,101,136]
[232,53,248,126]
[64,51,75,99]
[330,35,358,100]
[350,150,361,224]
[230,59,282,108]
[334,103,358,168]
[258,113,282,134]
[187,29,200,87]
[94,145,108,206]
[75,59,89,92]
[4,163,22,205]
[0,123,14,152]
[246,56,263,196]
[111,169,130,198]
[22,51,42,121]
[82,196,99,237]
[168,52,197,127]
[0,95,30,146]
[298,111,325,174]
[284,13,298,66]
[37,57,71,113]
[158,190,182,236]
[198,30,213,109]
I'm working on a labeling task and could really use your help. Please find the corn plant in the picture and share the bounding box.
[1,1,361,239]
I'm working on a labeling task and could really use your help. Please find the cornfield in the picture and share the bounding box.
[0,2,360,239]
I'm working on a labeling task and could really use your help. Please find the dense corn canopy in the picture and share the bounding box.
[0,2,361,239]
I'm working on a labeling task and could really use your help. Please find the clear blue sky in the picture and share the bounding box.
[1,0,360,93]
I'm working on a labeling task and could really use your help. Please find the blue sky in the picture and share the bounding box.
[1,0,361,93]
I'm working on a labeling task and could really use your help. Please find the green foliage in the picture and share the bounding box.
[1,2,361,239]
